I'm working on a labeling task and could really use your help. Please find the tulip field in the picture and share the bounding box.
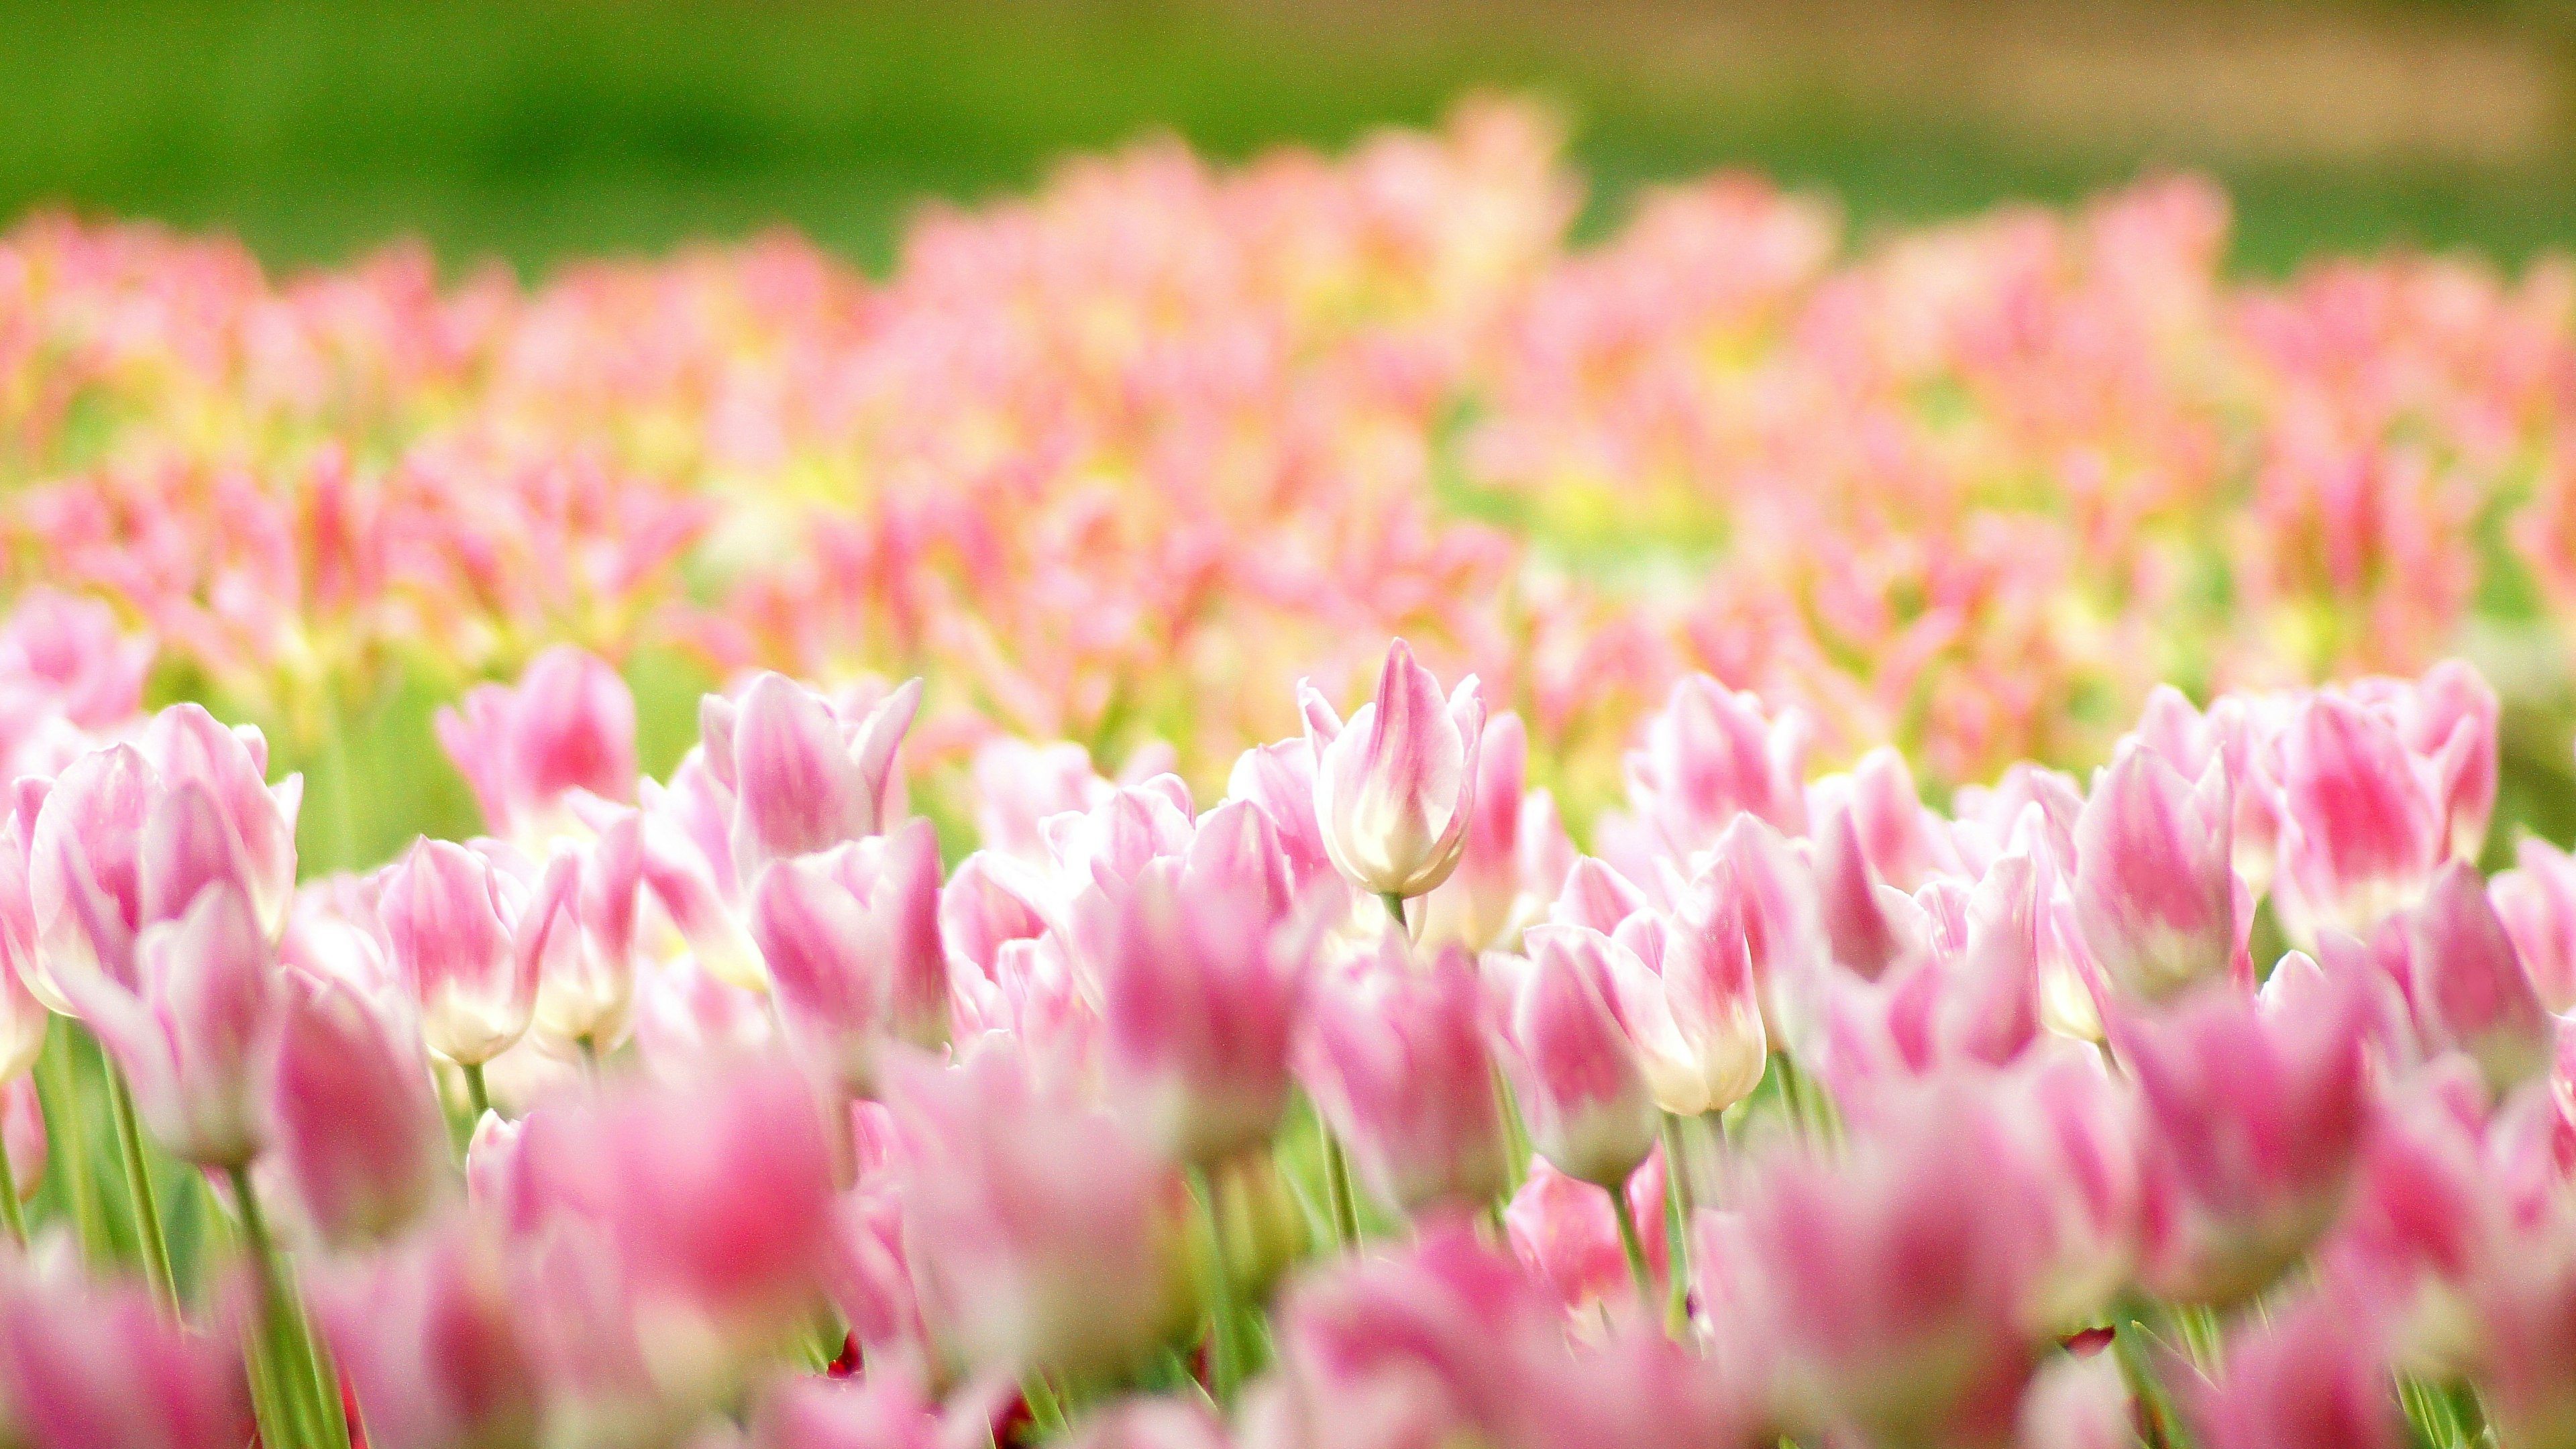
[13,99,2576,1448]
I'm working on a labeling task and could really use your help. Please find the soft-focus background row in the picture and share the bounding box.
[13,0,2576,877]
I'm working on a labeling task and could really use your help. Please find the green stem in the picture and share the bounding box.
[1021,1372,1068,1436]
[1191,1165,1241,1406]
[1607,1180,1654,1306]
[102,1063,176,1314]
[462,1061,492,1120]
[1494,1063,1530,1193]
[231,1165,324,1449]
[37,1025,104,1263]
[2111,1311,2183,1449]
[0,1128,24,1247]
[1321,1129,1361,1250]
[1379,891,1407,926]
[1658,1116,1693,1336]
[576,1036,600,1079]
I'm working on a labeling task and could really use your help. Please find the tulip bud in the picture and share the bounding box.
[382,839,535,1067]
[136,704,300,938]
[1301,639,1485,901]
[2400,860,2551,1094]
[1504,1150,1668,1320]
[1604,885,1768,1118]
[435,644,639,846]
[749,817,949,1095]
[704,673,920,878]
[2271,692,2447,948]
[272,978,449,1248]
[0,1267,252,1449]
[751,1374,944,1449]
[25,743,154,1002]
[308,1221,543,1449]
[1226,738,1335,894]
[2489,836,2576,1015]
[1623,674,1809,861]
[1299,944,1510,1216]
[2073,741,2241,1003]
[526,815,647,1055]
[59,881,282,1167]
[1506,926,1658,1189]
[2192,1301,2403,1449]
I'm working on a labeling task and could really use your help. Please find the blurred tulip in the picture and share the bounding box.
[1603,882,1768,1117]
[749,816,948,1095]
[382,838,535,1067]
[435,644,639,846]
[2489,836,2576,1015]
[309,1220,544,1449]
[272,977,449,1248]
[2400,861,2552,1094]
[1301,640,1485,901]
[1504,1150,1668,1322]
[2192,1299,2402,1449]
[1623,674,1809,861]
[1299,943,1510,1216]
[1505,926,1658,1189]
[1415,712,1540,954]
[0,1263,251,1449]
[2271,692,2450,948]
[2072,740,2241,1003]
[702,673,919,878]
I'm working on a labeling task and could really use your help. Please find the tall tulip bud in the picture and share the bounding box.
[272,978,450,1248]
[1605,885,1768,1117]
[382,839,535,1067]
[2072,741,2241,1004]
[0,1267,252,1449]
[2271,692,2447,947]
[523,816,647,1055]
[307,1221,543,1449]
[1623,674,1809,859]
[435,644,638,846]
[1299,944,1509,1215]
[702,673,920,877]
[2400,860,2551,1094]
[1505,926,1658,1189]
[136,704,300,938]
[59,881,282,1168]
[1300,640,1485,901]
[748,816,949,1095]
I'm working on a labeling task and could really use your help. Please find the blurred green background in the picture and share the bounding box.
[4,0,2576,277]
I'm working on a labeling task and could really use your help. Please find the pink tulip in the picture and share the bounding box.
[1548,856,1651,935]
[1603,882,1768,1117]
[0,589,152,734]
[1063,1399,1232,1449]
[2116,977,2374,1306]
[885,1046,1192,1377]
[1407,712,1535,955]
[2015,1354,2133,1449]
[1505,926,1658,1189]
[24,745,155,1002]
[1811,800,1927,982]
[1038,774,1195,900]
[272,976,450,1248]
[937,851,1053,984]
[748,816,949,1095]
[2398,861,2553,1093]
[702,672,920,877]
[1622,674,1809,861]
[526,814,647,1054]
[0,1263,251,1449]
[435,644,639,845]
[1821,747,1961,893]
[819,1183,933,1389]
[308,1221,543,1449]
[58,881,282,1167]
[1298,943,1510,1215]
[1504,1149,1668,1321]
[1226,737,1336,896]
[751,1373,944,1449]
[2072,739,2241,1003]
[1300,639,1485,901]
[2270,692,2449,948]
[631,957,776,1081]
[2191,1299,2402,1449]
[973,737,1115,865]
[2356,659,2498,865]
[382,837,536,1067]
[2489,836,2576,1015]
[1083,848,1309,1163]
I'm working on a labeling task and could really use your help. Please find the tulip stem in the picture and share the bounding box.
[103,1062,176,1314]
[0,1132,23,1246]
[231,1164,351,1449]
[1190,1164,1242,1405]
[38,1024,105,1264]
[1658,1116,1693,1337]
[462,1061,492,1120]
[1321,1129,1361,1249]
[1606,1181,1654,1306]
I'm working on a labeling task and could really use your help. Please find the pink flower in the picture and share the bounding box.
[748,816,949,1095]
[1622,674,1809,860]
[2117,978,2374,1306]
[750,1373,945,1449]
[2192,1299,2402,1449]
[1603,880,1768,1117]
[2270,691,2452,948]
[1081,840,1310,1163]
[1411,732,1543,956]
[702,673,920,878]
[381,837,535,1067]
[435,644,639,846]
[1504,926,1658,1189]
[272,976,450,1248]
[0,1263,251,1449]
[58,880,283,1167]
[1504,1150,1668,1321]
[2489,836,2576,1015]
[1226,738,1335,896]
[1298,943,1510,1215]
[2395,861,2552,1093]
[1063,1399,1233,1449]
[885,1046,1192,1377]
[308,1221,543,1449]
[2072,739,2242,1003]
[524,814,647,1054]
[1300,639,1485,900]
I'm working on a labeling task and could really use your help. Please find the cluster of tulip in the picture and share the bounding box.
[8,101,2576,833]
[1,596,2573,1449]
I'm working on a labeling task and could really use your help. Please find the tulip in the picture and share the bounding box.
[1415,713,1539,953]
[23,744,154,1002]
[271,977,450,1248]
[1622,674,1809,861]
[1039,775,1195,901]
[2489,836,2576,1015]
[307,1221,543,1449]
[1300,639,1485,902]
[1505,926,1658,1189]
[526,814,647,1055]
[2192,1299,2403,1449]
[382,837,536,1068]
[435,644,639,845]
[2271,692,2448,947]
[1084,851,1308,1164]
[820,1184,934,1389]
[2072,739,2241,1003]
[1504,1150,1669,1321]
[751,1373,945,1449]
[2399,859,2552,1094]
[2116,977,2373,1306]
[0,589,152,733]
[1548,856,1651,935]
[748,816,949,1095]
[885,1046,1193,1377]
[937,851,1053,984]
[702,672,920,877]
[631,957,776,1081]
[1298,943,1510,1216]
[1811,800,1927,982]
[1603,883,1768,1118]
[2016,1354,2133,1449]
[1226,738,1336,895]
[0,1264,252,1449]
[1063,1399,1233,1449]
[973,736,1116,865]
[58,881,282,1167]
